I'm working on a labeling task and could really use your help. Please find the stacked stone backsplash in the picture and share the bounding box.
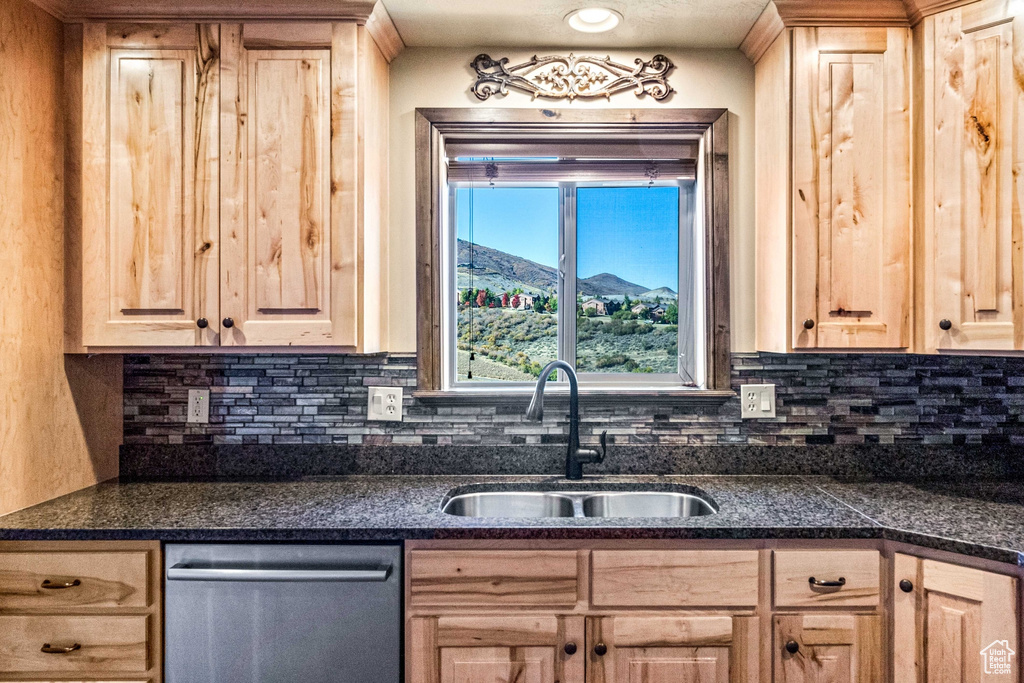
[123,352,1024,447]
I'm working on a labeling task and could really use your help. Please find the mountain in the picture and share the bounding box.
[457,240,558,294]
[639,286,678,300]
[456,239,675,299]
[577,273,649,297]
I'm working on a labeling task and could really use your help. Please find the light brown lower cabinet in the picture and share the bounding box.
[589,613,760,682]
[774,614,882,683]
[408,614,585,683]
[894,554,1019,682]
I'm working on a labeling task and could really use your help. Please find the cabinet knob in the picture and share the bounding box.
[594,643,607,656]
[41,579,80,590]
[223,318,235,329]
[803,319,815,330]
[899,579,914,593]
[939,319,952,331]
[564,642,577,656]
[197,318,209,329]
[785,640,800,655]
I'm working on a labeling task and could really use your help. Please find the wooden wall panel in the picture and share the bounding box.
[792,27,912,349]
[922,0,1023,351]
[0,0,122,516]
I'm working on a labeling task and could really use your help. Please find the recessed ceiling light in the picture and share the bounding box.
[566,7,622,33]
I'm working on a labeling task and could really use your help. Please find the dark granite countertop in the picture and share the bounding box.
[0,475,1022,566]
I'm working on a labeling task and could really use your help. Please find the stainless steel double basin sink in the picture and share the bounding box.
[441,487,716,519]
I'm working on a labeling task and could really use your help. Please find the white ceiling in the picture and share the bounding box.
[381,0,771,49]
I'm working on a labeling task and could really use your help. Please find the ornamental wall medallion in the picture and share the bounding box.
[470,53,674,102]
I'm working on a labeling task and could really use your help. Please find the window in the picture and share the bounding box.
[451,180,702,389]
[416,109,731,397]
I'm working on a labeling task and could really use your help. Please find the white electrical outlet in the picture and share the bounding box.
[368,386,403,422]
[187,389,211,424]
[740,384,776,419]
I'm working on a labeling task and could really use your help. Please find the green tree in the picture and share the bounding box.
[664,303,679,324]
[623,294,632,310]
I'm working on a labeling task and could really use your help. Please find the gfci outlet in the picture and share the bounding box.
[740,384,776,419]
[187,389,211,424]
[368,386,403,422]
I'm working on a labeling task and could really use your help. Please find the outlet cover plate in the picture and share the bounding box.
[368,386,403,422]
[187,389,211,424]
[740,384,776,419]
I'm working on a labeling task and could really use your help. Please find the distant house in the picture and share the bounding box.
[631,302,668,319]
[582,297,610,315]
[514,294,536,311]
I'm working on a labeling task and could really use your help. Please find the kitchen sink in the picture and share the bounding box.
[441,487,717,519]
[582,492,715,518]
[441,492,576,518]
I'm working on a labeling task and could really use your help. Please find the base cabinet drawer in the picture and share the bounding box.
[591,550,760,608]
[773,550,880,608]
[0,551,150,611]
[0,615,150,675]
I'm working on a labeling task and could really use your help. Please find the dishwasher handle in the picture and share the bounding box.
[167,563,392,583]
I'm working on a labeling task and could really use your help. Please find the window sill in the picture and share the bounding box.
[412,389,736,406]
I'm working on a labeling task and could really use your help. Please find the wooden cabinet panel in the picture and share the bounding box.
[588,613,759,683]
[220,23,359,346]
[894,554,1019,681]
[791,27,911,349]
[774,613,881,683]
[0,551,149,612]
[590,550,759,608]
[920,1,1024,351]
[409,550,579,608]
[0,615,149,675]
[773,550,880,608]
[408,615,584,683]
[81,24,219,347]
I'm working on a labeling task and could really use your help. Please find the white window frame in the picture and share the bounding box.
[443,178,706,393]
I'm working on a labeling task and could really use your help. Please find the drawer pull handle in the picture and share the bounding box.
[808,576,846,588]
[41,643,81,654]
[41,579,81,589]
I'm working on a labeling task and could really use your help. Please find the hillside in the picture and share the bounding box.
[577,272,648,297]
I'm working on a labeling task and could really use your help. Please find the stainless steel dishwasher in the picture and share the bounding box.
[165,544,401,683]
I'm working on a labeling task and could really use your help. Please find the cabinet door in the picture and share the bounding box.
[894,554,1019,682]
[220,23,359,347]
[922,1,1024,352]
[792,27,912,349]
[588,613,759,682]
[774,613,881,682]
[408,614,584,683]
[81,24,220,346]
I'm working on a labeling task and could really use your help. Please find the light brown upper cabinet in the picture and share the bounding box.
[918,1,1024,352]
[68,21,390,351]
[754,23,913,351]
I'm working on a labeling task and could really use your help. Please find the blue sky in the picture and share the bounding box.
[456,186,679,291]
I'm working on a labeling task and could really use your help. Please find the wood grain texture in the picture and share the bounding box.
[920,0,1023,352]
[0,552,149,612]
[366,1,404,63]
[590,550,759,608]
[792,27,912,349]
[741,2,785,63]
[774,0,910,26]
[26,0,375,21]
[774,613,882,683]
[894,553,1019,682]
[409,550,579,608]
[80,23,220,347]
[754,31,791,352]
[220,23,360,347]
[0,0,121,516]
[589,614,759,683]
[0,616,148,675]
[410,615,584,683]
[773,550,880,608]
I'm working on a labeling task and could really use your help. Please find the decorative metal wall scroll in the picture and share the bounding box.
[471,53,674,102]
